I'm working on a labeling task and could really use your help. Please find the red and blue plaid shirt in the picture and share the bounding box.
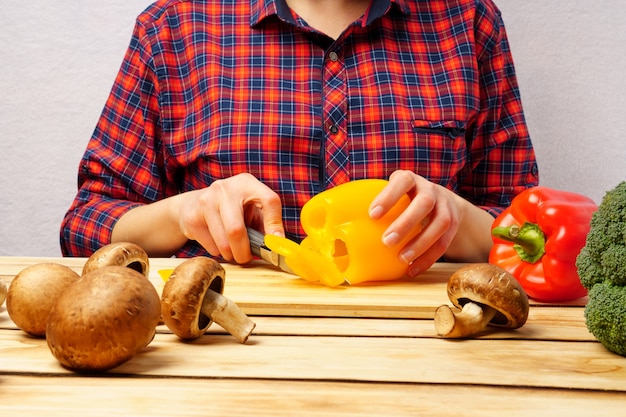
[61,0,539,257]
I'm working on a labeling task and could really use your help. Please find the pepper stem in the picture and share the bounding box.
[491,222,546,264]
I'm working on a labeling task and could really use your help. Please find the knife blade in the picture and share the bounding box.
[247,227,296,275]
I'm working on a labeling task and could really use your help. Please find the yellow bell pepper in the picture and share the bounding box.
[265,179,412,286]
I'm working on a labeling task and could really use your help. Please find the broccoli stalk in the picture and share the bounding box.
[576,181,626,356]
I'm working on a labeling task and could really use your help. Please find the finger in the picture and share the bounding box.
[201,206,234,262]
[178,192,222,258]
[224,225,250,264]
[402,219,456,275]
[211,200,248,263]
[242,183,284,237]
[190,225,222,259]
[260,199,285,238]
[406,240,447,278]
[382,187,436,247]
[369,171,417,219]
[187,181,235,262]
[402,214,457,276]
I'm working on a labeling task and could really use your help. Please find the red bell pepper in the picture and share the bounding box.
[489,186,597,302]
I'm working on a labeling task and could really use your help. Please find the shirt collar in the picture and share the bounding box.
[364,0,410,25]
[250,0,293,26]
[250,0,410,27]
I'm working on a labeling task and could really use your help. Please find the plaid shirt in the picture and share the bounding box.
[61,0,539,257]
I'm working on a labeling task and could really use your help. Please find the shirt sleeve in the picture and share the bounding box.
[458,2,539,217]
[60,19,165,256]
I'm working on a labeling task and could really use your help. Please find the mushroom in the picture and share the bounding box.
[0,277,6,307]
[161,257,256,343]
[434,263,529,338]
[82,242,149,277]
[6,263,80,336]
[46,265,161,372]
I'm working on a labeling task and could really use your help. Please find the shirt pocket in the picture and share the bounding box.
[412,119,466,139]
[409,119,468,185]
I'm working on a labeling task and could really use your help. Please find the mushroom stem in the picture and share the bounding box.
[434,302,498,338]
[201,290,256,344]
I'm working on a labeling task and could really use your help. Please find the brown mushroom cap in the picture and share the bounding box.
[46,265,161,372]
[6,263,80,336]
[446,263,529,329]
[161,257,226,339]
[82,242,149,277]
[161,257,255,343]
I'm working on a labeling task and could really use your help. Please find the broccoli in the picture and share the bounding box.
[576,181,626,356]
[584,283,626,356]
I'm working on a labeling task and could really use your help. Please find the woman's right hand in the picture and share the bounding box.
[112,173,284,262]
[177,173,285,263]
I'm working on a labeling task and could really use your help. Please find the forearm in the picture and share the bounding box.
[111,195,188,258]
[444,195,495,263]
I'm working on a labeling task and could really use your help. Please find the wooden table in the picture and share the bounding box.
[0,256,624,416]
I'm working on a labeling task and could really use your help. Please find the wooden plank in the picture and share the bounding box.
[237,306,594,341]
[1,257,452,318]
[1,306,593,341]
[0,375,623,417]
[0,256,89,279]
[0,329,622,391]
[0,257,587,319]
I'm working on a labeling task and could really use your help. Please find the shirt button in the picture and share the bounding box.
[329,125,339,134]
[328,51,339,62]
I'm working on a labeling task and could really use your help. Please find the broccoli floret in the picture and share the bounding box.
[576,181,626,289]
[576,181,626,356]
[584,283,626,356]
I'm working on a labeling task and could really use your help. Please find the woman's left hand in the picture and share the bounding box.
[368,170,493,277]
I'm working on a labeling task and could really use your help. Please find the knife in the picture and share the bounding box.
[247,227,296,275]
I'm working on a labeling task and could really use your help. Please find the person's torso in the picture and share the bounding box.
[142,0,487,240]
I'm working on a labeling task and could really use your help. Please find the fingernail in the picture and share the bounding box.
[383,232,399,247]
[369,205,383,219]
[400,249,415,264]
[407,263,420,277]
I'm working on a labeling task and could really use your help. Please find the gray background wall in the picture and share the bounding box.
[1,1,625,256]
